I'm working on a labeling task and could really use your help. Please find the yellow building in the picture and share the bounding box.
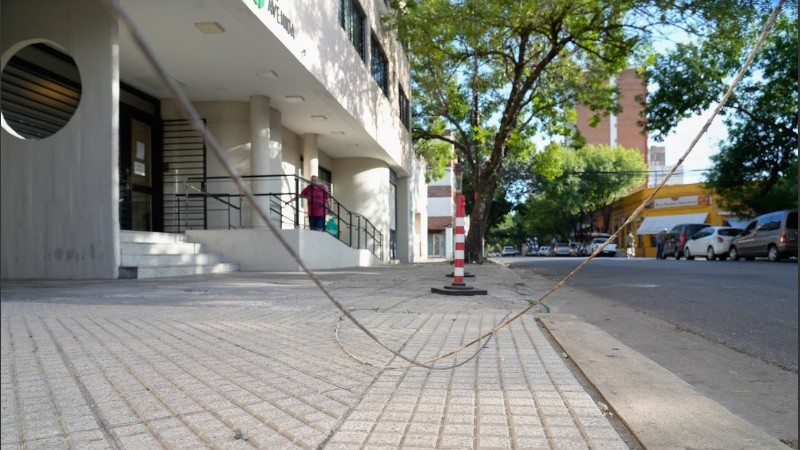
[609,183,735,258]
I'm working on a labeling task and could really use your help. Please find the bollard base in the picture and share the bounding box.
[431,284,488,296]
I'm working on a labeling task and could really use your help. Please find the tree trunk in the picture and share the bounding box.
[464,176,496,264]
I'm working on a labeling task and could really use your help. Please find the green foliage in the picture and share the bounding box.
[416,139,453,183]
[387,0,782,259]
[387,0,648,261]
[515,144,647,241]
[645,3,798,216]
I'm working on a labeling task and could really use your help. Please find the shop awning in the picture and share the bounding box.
[636,213,709,235]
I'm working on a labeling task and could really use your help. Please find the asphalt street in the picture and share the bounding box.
[506,255,799,447]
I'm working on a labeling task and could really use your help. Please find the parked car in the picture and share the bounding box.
[663,223,710,259]
[537,246,550,256]
[501,245,519,257]
[683,226,742,260]
[588,237,618,257]
[551,242,575,256]
[729,209,798,261]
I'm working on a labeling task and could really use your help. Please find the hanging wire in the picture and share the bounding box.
[102,0,785,370]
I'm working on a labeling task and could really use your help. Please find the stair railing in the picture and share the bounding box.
[169,174,383,260]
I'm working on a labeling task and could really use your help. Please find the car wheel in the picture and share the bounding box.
[768,245,781,262]
[729,246,740,261]
[685,247,694,260]
[706,247,716,261]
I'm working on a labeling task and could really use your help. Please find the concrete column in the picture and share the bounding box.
[396,176,411,263]
[250,96,271,227]
[303,133,318,178]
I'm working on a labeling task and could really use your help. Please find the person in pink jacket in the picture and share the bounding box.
[298,175,331,231]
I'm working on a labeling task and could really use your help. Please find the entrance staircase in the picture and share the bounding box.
[119,231,239,279]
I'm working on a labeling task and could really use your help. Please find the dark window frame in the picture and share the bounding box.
[398,84,410,130]
[371,33,389,96]
[340,0,366,60]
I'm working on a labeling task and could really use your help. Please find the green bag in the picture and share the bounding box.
[325,218,339,238]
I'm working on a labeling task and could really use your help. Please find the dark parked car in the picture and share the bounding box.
[663,223,710,259]
[729,209,798,261]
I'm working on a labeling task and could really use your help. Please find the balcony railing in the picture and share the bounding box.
[165,174,383,260]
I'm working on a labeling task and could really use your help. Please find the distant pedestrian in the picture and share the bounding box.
[289,175,331,231]
[626,232,635,259]
[656,228,667,259]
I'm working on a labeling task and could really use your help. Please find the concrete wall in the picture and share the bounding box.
[186,229,380,271]
[237,0,412,176]
[1,0,119,279]
[333,158,390,258]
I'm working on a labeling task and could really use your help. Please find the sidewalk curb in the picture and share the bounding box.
[538,314,788,450]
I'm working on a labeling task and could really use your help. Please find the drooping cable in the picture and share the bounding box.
[102,0,784,370]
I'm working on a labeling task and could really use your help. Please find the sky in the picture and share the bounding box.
[654,107,729,184]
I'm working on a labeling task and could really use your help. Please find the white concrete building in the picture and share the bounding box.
[648,145,685,187]
[427,164,459,261]
[1,0,427,278]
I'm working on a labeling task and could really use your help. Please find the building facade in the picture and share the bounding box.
[576,68,649,174]
[426,163,459,260]
[648,145,685,187]
[1,0,426,278]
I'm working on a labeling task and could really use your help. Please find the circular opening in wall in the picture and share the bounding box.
[1,41,82,140]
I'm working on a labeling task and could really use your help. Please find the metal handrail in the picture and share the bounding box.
[170,174,384,260]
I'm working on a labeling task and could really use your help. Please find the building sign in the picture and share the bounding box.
[252,0,296,39]
[651,194,711,209]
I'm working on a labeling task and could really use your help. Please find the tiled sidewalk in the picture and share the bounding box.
[1,263,628,449]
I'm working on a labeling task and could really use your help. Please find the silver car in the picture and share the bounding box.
[683,226,742,260]
[729,209,798,261]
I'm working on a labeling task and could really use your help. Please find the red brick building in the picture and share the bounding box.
[576,68,648,169]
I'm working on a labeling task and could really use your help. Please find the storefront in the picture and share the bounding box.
[609,183,734,258]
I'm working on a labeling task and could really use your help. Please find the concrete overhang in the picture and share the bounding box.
[118,0,407,171]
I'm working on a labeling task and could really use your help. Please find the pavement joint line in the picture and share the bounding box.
[323,313,435,448]
[86,315,300,447]
[4,313,27,448]
[434,311,476,448]
[521,316,621,448]
[25,317,73,447]
[335,311,509,371]
[54,316,173,449]
[367,314,448,447]
[118,316,342,428]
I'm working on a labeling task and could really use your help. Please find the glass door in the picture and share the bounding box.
[119,96,162,231]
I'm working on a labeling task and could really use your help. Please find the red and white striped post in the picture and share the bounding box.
[452,194,467,285]
[432,194,487,296]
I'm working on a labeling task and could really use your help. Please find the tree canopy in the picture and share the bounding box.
[517,143,647,242]
[388,0,649,261]
[388,0,793,259]
[645,2,798,217]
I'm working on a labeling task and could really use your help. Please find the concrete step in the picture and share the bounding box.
[121,242,206,255]
[121,252,223,267]
[120,230,190,244]
[119,231,239,279]
[120,263,240,279]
